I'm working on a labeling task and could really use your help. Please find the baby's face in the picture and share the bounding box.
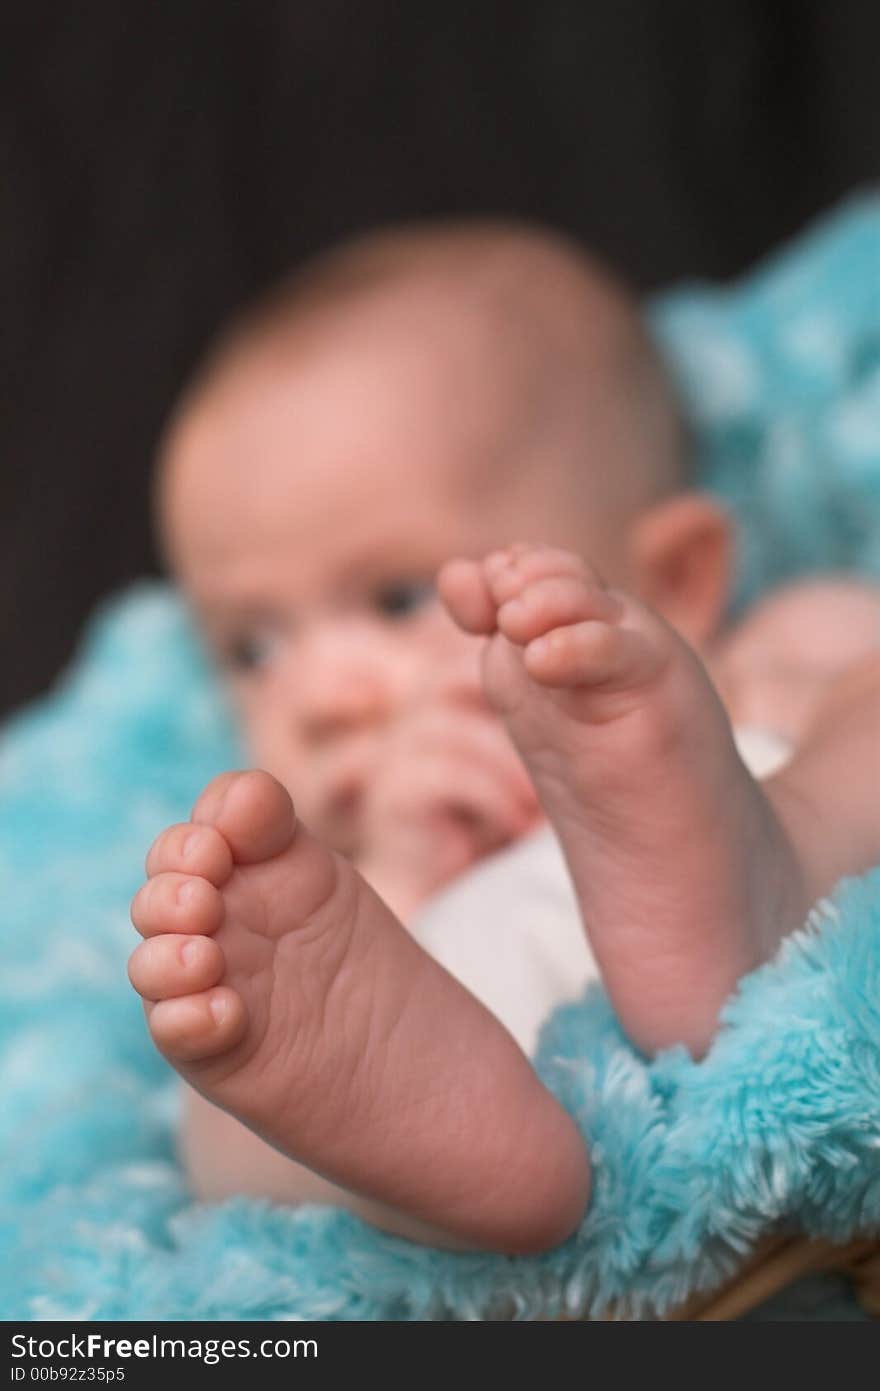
[162,310,625,860]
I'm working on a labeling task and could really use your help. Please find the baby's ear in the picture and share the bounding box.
[628,493,733,648]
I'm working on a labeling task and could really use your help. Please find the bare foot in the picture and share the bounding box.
[440,544,809,1056]
[128,770,588,1252]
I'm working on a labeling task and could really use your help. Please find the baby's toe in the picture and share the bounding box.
[146,822,233,885]
[437,558,496,633]
[131,872,224,938]
[498,575,622,646]
[484,544,594,605]
[525,619,621,687]
[524,619,656,689]
[147,987,247,1062]
[128,933,224,1000]
[192,770,297,865]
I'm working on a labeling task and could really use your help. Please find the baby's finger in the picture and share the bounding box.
[374,739,537,837]
[402,752,538,850]
[391,703,538,808]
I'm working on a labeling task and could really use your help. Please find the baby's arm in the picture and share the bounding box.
[712,578,880,943]
[766,652,880,908]
[711,577,880,745]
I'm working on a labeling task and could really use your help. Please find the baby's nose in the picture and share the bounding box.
[292,621,405,745]
[296,661,393,744]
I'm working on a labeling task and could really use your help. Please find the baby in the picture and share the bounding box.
[127,221,880,1254]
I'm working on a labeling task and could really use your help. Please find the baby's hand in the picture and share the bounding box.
[358,694,540,919]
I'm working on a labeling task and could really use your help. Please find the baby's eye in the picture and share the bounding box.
[371,579,435,620]
[221,629,280,675]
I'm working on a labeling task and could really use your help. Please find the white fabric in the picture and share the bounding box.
[731,724,793,779]
[411,726,793,1056]
[413,826,591,1057]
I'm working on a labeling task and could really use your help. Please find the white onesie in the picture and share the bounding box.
[411,726,792,1056]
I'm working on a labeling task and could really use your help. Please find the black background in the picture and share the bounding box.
[4,1,880,717]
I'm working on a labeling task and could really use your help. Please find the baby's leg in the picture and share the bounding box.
[129,771,588,1253]
[441,546,813,1058]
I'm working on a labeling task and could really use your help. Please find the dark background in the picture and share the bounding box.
[4,1,880,718]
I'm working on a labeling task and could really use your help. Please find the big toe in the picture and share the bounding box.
[192,770,297,865]
[437,557,496,634]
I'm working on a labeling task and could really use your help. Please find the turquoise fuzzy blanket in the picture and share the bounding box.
[3,197,880,1321]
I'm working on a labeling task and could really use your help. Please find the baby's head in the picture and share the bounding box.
[157,221,730,859]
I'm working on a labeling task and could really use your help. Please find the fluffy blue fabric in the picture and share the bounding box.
[651,190,880,611]
[3,196,880,1320]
